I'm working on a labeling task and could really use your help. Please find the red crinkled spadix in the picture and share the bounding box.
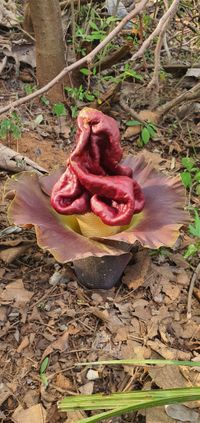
[50,108,145,226]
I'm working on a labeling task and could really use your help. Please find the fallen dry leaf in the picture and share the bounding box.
[65,410,87,423]
[55,374,73,390]
[165,404,200,422]
[1,279,33,307]
[0,383,12,407]
[147,339,191,361]
[122,251,151,289]
[0,239,33,264]
[79,381,94,395]
[17,335,30,353]
[146,406,175,423]
[41,325,79,360]
[149,365,190,390]
[12,403,46,423]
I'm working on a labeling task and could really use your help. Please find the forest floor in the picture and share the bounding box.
[0,2,200,423]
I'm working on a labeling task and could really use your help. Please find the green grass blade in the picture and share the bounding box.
[58,386,200,411]
[77,359,200,368]
[58,388,200,423]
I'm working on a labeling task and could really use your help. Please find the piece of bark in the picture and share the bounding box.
[0,143,47,173]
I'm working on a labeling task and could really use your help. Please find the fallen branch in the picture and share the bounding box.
[156,80,200,117]
[0,0,149,116]
[131,0,181,61]
[0,143,47,174]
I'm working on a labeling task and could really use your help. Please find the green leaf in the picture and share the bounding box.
[181,157,194,171]
[71,105,78,118]
[124,69,143,80]
[40,357,49,375]
[194,171,200,182]
[53,103,66,117]
[181,171,192,189]
[58,387,200,423]
[146,124,157,138]
[141,127,150,144]
[184,243,199,259]
[11,125,21,139]
[80,68,90,76]
[189,210,200,238]
[84,93,95,102]
[126,120,141,126]
[89,21,99,31]
[40,95,50,106]
[196,184,200,196]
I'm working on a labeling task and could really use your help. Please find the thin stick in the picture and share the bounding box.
[130,0,181,61]
[187,263,200,320]
[0,0,149,116]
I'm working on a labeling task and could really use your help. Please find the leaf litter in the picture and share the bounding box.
[0,1,200,421]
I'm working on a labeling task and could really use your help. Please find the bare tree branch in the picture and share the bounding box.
[130,0,181,61]
[147,0,179,91]
[0,143,47,174]
[156,80,200,117]
[0,0,149,116]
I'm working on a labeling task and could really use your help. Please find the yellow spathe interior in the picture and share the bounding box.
[76,213,122,237]
[55,210,144,238]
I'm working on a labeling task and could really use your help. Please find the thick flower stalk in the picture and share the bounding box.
[5,108,188,268]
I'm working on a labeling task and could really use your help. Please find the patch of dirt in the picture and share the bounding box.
[9,133,70,171]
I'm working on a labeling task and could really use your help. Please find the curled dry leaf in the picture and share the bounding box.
[1,279,33,308]
[122,250,151,289]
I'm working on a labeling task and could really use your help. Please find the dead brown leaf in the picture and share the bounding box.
[0,383,12,407]
[147,339,191,360]
[55,374,73,390]
[149,365,189,389]
[17,335,30,353]
[122,251,151,289]
[41,325,79,360]
[1,279,33,307]
[146,406,175,423]
[12,403,46,423]
[65,411,87,423]
[0,239,33,263]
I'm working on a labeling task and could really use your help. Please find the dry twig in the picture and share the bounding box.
[0,0,149,116]
[187,263,200,320]
[147,0,179,91]
[156,80,200,117]
[131,0,181,61]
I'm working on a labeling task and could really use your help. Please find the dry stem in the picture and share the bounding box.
[156,80,200,117]
[131,0,181,61]
[187,263,200,320]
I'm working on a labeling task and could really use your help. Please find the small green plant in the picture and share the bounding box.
[39,357,49,387]
[40,95,50,106]
[181,157,200,194]
[184,209,200,259]
[0,113,22,142]
[53,103,67,118]
[103,64,142,84]
[126,119,157,147]
[65,85,100,117]
[23,84,36,95]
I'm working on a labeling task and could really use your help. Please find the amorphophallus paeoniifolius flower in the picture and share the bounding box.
[5,108,188,289]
